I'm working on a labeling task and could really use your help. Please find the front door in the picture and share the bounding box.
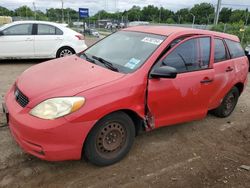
[147,36,215,128]
[0,23,34,58]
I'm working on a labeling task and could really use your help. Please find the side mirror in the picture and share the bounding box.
[150,66,177,79]
[0,31,3,36]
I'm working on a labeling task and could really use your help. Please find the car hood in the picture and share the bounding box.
[16,55,125,106]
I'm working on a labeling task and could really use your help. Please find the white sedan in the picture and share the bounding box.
[0,21,87,59]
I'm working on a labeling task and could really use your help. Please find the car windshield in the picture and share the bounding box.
[79,31,166,73]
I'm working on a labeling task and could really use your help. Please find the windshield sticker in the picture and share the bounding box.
[124,58,141,69]
[141,37,163,45]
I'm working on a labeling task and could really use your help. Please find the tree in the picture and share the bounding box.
[141,5,159,22]
[229,9,245,23]
[0,6,13,16]
[190,3,214,24]
[219,8,232,23]
[175,8,190,23]
[126,6,141,21]
[35,10,48,21]
[15,6,34,17]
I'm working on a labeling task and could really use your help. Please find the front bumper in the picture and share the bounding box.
[5,86,95,161]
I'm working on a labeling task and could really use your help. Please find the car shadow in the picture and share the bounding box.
[0,59,51,64]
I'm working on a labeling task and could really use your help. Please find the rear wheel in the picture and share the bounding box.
[212,87,239,118]
[84,112,135,166]
[56,47,75,58]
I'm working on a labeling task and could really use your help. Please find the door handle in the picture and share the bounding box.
[25,38,33,41]
[225,67,233,72]
[55,37,63,40]
[200,77,213,84]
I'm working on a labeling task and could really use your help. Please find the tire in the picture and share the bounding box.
[84,112,135,166]
[212,87,239,118]
[56,47,75,58]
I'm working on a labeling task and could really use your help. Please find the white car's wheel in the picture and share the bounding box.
[57,47,75,58]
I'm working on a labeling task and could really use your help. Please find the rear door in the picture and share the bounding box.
[34,24,63,57]
[0,23,34,58]
[208,38,234,109]
[147,36,215,128]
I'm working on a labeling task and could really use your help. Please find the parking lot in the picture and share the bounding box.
[0,37,249,187]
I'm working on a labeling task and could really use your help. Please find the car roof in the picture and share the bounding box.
[124,26,239,42]
[6,20,66,28]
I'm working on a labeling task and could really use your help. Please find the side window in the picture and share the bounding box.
[214,39,227,63]
[56,28,63,35]
[3,24,32,35]
[38,24,58,35]
[199,37,211,68]
[225,39,245,58]
[162,37,210,73]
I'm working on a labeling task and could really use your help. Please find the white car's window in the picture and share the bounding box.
[3,24,32,35]
[38,24,63,35]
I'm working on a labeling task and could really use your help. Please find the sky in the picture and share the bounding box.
[0,0,250,15]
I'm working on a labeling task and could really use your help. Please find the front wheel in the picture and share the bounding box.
[212,87,239,118]
[84,112,135,166]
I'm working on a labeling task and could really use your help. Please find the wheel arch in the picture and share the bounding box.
[234,82,244,95]
[81,109,145,158]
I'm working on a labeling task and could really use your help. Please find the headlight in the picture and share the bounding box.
[30,97,85,120]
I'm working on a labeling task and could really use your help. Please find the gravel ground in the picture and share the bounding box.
[0,38,249,188]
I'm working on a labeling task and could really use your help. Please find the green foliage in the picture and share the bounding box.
[15,6,34,17]
[211,22,250,46]
[219,8,232,23]
[0,6,13,16]
[190,3,214,24]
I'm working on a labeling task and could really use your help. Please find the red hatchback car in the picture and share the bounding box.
[3,26,249,166]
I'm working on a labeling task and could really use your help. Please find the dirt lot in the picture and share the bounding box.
[0,38,249,187]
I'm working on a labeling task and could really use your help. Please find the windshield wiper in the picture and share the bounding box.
[80,53,96,64]
[92,55,119,72]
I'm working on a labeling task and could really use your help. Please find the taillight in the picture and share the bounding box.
[75,35,85,40]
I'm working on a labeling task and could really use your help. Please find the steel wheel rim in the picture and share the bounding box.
[224,93,235,115]
[96,122,127,157]
[60,49,73,57]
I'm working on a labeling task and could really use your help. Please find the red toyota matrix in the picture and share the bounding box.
[3,26,249,166]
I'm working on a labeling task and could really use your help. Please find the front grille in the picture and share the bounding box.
[14,87,29,108]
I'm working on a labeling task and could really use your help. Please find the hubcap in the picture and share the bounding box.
[224,93,235,115]
[96,122,126,156]
[60,49,73,57]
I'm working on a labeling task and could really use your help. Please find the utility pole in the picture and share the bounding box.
[214,0,222,25]
[159,6,162,23]
[190,13,195,28]
[245,9,249,26]
[61,0,64,23]
[33,2,36,20]
[67,9,70,24]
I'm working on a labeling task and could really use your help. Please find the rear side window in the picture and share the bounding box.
[3,24,32,35]
[163,37,211,73]
[225,39,245,58]
[214,39,227,63]
[38,24,63,35]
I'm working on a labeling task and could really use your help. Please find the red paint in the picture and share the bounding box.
[4,26,249,161]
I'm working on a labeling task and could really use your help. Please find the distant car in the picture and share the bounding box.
[245,45,250,71]
[84,28,100,38]
[3,26,249,166]
[0,21,87,59]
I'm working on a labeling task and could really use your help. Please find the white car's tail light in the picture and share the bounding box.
[75,35,85,40]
